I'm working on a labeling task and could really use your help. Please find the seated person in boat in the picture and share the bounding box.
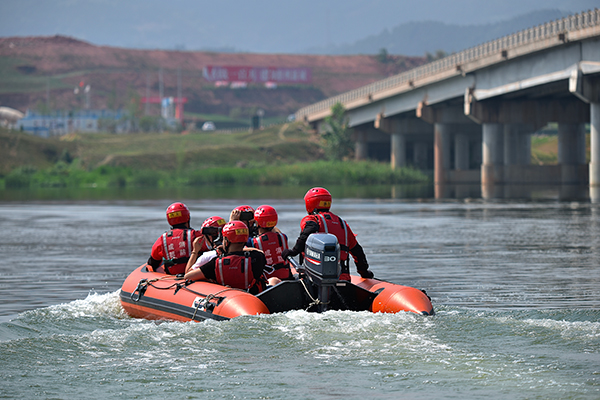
[147,202,208,275]
[282,187,374,281]
[251,205,293,281]
[184,220,279,293]
[229,205,258,239]
[185,215,227,274]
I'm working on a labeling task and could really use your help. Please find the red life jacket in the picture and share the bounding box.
[316,212,352,280]
[315,212,349,262]
[216,253,257,291]
[252,231,291,280]
[161,228,195,275]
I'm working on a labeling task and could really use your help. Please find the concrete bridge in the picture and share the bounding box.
[296,10,600,200]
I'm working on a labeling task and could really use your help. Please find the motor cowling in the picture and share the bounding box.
[303,233,340,285]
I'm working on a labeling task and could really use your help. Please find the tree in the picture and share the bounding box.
[323,102,353,161]
[425,49,448,62]
[376,48,390,64]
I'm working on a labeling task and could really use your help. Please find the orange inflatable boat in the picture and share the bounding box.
[120,234,434,322]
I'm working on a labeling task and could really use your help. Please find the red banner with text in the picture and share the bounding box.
[203,66,311,84]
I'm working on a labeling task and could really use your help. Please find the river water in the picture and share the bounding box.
[1,187,599,399]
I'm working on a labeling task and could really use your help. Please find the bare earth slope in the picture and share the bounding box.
[0,35,425,118]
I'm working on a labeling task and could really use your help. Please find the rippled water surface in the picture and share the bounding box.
[1,197,599,399]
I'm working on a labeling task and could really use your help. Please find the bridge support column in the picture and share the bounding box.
[454,133,469,170]
[390,132,406,170]
[481,123,504,185]
[355,130,368,161]
[558,122,586,184]
[502,124,533,183]
[590,103,600,189]
[434,123,451,185]
[414,142,429,170]
[518,131,532,165]
[504,124,522,166]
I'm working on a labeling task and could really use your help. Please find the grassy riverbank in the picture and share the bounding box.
[1,124,571,190]
[0,123,428,189]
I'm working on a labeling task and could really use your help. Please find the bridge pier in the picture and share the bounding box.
[590,103,600,186]
[354,129,368,161]
[390,132,406,168]
[418,104,480,186]
[558,122,587,185]
[590,103,600,202]
[433,123,451,185]
[504,124,531,166]
[454,133,469,170]
[413,141,429,170]
[502,124,533,184]
[481,123,504,185]
[375,116,432,170]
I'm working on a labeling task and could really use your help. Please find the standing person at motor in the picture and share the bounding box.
[185,215,227,274]
[148,202,203,275]
[282,187,374,281]
[252,205,293,281]
[184,220,275,294]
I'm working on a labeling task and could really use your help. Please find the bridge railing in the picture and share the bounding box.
[296,9,600,121]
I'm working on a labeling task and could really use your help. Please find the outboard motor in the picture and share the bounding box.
[302,233,340,312]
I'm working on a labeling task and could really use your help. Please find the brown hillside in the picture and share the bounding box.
[0,35,425,118]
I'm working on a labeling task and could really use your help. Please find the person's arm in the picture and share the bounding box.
[185,236,206,273]
[147,256,162,271]
[148,237,164,271]
[185,257,217,281]
[282,219,319,258]
[349,243,374,278]
[189,250,218,271]
[184,267,207,281]
[250,250,268,278]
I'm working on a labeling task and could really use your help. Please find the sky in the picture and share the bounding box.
[0,0,597,53]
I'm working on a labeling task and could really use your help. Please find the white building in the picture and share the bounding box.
[17,109,129,137]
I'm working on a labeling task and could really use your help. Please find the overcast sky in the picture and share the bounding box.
[0,0,597,53]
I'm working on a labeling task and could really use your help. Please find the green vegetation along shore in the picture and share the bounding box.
[0,123,428,190]
[1,122,571,191]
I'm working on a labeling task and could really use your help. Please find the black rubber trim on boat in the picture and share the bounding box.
[120,290,229,322]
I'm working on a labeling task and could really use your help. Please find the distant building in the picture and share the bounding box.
[17,109,129,137]
[0,106,24,129]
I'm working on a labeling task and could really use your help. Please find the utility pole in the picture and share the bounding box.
[145,72,150,116]
[46,76,50,112]
[159,68,164,101]
[158,68,164,131]
[177,67,182,123]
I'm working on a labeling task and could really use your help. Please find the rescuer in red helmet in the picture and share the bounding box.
[282,187,374,281]
[251,205,293,281]
[184,220,276,293]
[229,205,258,239]
[185,215,227,274]
[148,202,209,275]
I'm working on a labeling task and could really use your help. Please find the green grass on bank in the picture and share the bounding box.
[0,123,428,189]
[1,160,428,189]
[1,124,572,191]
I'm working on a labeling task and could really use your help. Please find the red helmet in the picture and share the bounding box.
[222,220,249,243]
[254,205,278,228]
[304,187,332,214]
[201,215,226,229]
[234,205,255,213]
[166,202,190,226]
[233,205,255,222]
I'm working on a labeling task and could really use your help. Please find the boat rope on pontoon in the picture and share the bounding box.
[130,276,229,304]
[191,287,248,320]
